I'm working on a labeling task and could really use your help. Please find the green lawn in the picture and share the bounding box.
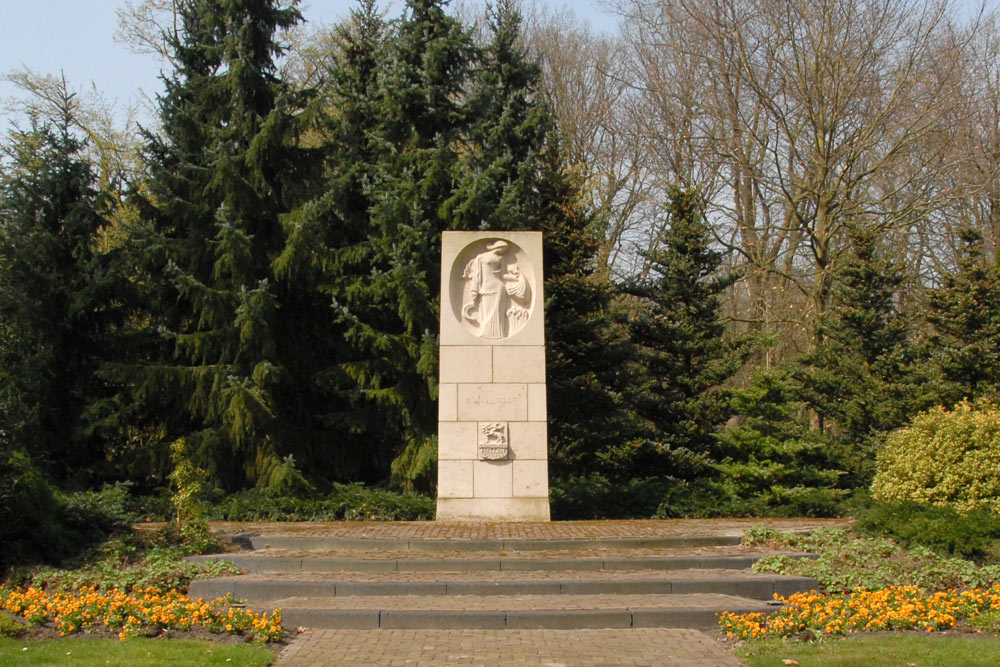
[738,634,1000,666]
[0,637,275,666]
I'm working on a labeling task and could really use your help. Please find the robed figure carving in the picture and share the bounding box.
[461,240,530,339]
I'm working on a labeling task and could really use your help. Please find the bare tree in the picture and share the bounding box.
[617,0,975,358]
[525,8,656,279]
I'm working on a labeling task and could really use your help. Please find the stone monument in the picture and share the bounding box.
[436,231,550,521]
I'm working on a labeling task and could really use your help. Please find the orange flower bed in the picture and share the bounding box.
[0,585,284,642]
[720,584,1000,640]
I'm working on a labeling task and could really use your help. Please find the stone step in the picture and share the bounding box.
[225,534,743,553]
[189,570,817,601]
[249,593,777,630]
[189,552,814,574]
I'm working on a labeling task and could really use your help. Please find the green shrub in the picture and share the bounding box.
[852,501,1000,562]
[208,484,435,521]
[550,474,677,519]
[871,400,1000,514]
[0,450,71,567]
[61,482,138,538]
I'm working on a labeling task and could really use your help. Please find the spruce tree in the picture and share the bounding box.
[123,0,313,490]
[619,187,743,481]
[794,231,931,486]
[927,226,1000,402]
[712,369,844,515]
[276,0,401,483]
[0,93,122,486]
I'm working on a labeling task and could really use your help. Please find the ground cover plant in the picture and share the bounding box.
[737,634,1000,667]
[0,637,275,666]
[743,525,1000,592]
[721,519,1000,650]
[0,586,283,643]
[0,510,284,647]
[719,585,1000,640]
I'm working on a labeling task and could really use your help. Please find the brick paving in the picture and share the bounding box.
[203,517,847,540]
[275,628,742,666]
[221,543,784,560]
[197,518,839,664]
[263,592,764,612]
[223,567,796,584]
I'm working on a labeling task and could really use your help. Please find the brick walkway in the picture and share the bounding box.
[205,517,846,540]
[275,628,742,666]
[206,518,840,665]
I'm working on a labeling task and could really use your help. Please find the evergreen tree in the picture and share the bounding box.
[927,226,1000,402]
[444,0,548,230]
[122,0,314,490]
[276,0,401,484]
[619,187,743,481]
[794,231,931,486]
[279,0,632,489]
[0,92,122,486]
[712,369,844,516]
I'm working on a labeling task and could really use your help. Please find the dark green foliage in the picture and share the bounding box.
[0,478,137,569]
[852,501,1000,562]
[277,0,625,490]
[549,474,676,520]
[208,484,435,521]
[119,0,317,491]
[0,449,69,568]
[0,92,125,486]
[794,231,932,487]
[713,369,846,515]
[927,226,1000,402]
[618,188,745,480]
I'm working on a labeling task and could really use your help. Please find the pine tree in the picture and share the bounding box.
[927,226,1000,402]
[122,0,313,490]
[794,231,931,486]
[619,187,744,481]
[0,91,123,486]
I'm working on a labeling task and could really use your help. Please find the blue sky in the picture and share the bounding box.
[0,1,616,126]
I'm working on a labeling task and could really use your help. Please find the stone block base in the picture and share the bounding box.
[436,497,550,522]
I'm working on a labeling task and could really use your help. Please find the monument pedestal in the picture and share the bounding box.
[436,232,550,521]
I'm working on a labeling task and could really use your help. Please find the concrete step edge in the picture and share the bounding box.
[255,602,775,631]
[188,574,818,602]
[187,552,817,574]
[227,534,744,552]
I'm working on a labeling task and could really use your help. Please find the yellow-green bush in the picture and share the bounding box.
[871,400,1000,514]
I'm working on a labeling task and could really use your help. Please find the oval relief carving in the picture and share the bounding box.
[451,238,535,340]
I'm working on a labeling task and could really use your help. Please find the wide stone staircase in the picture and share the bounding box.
[187,521,823,631]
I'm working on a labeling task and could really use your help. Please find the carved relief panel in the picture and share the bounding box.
[449,238,536,341]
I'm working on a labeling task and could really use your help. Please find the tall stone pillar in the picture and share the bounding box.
[436,231,550,521]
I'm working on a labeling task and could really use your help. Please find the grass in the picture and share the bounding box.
[738,634,1000,666]
[0,637,275,666]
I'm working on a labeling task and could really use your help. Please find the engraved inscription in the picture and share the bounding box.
[456,384,528,421]
[464,394,521,409]
[478,422,509,460]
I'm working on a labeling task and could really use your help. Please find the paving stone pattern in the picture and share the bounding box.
[275,628,742,666]
[191,519,840,665]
